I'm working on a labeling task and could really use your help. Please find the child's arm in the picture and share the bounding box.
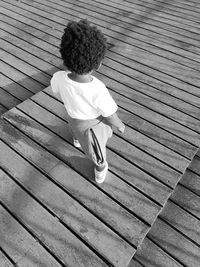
[102,112,125,133]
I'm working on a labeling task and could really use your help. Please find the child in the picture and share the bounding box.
[51,19,125,183]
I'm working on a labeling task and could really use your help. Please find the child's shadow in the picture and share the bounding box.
[65,154,95,182]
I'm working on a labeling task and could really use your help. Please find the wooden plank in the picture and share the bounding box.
[132,238,183,267]
[128,259,144,267]
[0,88,20,109]
[148,218,200,267]
[0,175,62,267]
[0,248,14,267]
[98,0,200,34]
[0,105,7,117]
[103,53,200,100]
[32,91,191,175]
[0,27,60,67]
[0,73,33,101]
[0,38,58,77]
[110,90,200,147]
[174,0,200,10]
[160,200,200,245]
[0,4,61,39]
[180,165,200,197]
[148,0,200,12]
[0,140,135,267]
[188,154,200,175]
[0,50,50,86]
[0,161,108,267]
[111,0,200,22]
[100,61,200,114]
[0,118,149,248]
[0,61,44,94]
[98,64,200,129]
[170,184,200,219]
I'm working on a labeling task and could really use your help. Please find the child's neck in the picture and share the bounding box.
[68,72,93,83]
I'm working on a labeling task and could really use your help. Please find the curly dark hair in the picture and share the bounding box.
[60,19,107,74]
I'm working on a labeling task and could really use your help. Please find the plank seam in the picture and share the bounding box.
[158,215,200,248]
[0,246,15,266]
[146,235,188,267]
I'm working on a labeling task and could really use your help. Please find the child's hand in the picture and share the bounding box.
[118,124,125,134]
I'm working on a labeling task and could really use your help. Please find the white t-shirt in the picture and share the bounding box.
[50,71,118,120]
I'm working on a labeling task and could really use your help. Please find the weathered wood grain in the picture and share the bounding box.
[0,73,33,101]
[0,172,62,267]
[0,248,14,267]
[0,61,44,94]
[170,184,200,219]
[160,200,200,245]
[148,218,200,267]
[0,141,135,267]
[32,91,191,175]
[0,88,20,109]
[0,118,149,249]
[0,162,108,267]
[3,106,172,207]
[132,237,183,267]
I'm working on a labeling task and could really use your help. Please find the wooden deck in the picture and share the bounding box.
[0,0,200,266]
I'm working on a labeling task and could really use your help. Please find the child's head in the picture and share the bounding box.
[60,19,107,75]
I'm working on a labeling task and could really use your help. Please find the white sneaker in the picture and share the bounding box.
[73,138,81,148]
[95,161,108,184]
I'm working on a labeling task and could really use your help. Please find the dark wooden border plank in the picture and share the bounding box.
[0,247,14,267]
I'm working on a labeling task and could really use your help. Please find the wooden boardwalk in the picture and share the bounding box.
[0,0,200,266]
